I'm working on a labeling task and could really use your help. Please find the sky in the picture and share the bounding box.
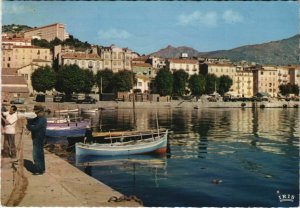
[2,1,299,55]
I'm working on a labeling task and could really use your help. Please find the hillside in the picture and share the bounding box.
[150,35,299,65]
[149,45,200,58]
[2,24,32,33]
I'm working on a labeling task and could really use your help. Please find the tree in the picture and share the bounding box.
[188,74,206,96]
[155,68,174,96]
[82,69,95,94]
[56,64,94,95]
[112,70,134,92]
[95,69,114,93]
[31,66,56,93]
[279,83,299,95]
[218,75,233,96]
[173,70,189,96]
[205,74,219,94]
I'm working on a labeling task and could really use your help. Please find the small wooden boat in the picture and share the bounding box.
[82,108,99,114]
[76,130,168,156]
[46,119,91,137]
[47,116,69,124]
[53,108,79,114]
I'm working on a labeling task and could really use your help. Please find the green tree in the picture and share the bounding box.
[95,69,114,93]
[218,75,233,96]
[56,64,93,95]
[82,69,95,94]
[188,74,206,96]
[112,70,134,92]
[155,68,174,96]
[205,74,219,94]
[279,83,299,95]
[173,69,189,96]
[31,66,56,93]
[31,38,50,49]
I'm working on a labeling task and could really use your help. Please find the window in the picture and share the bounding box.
[8,57,11,61]
[138,82,142,87]
[261,71,264,75]
[105,54,109,59]
[7,63,10,68]
[45,56,47,60]
[105,60,109,65]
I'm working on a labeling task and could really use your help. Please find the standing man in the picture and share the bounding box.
[2,105,18,158]
[26,105,47,175]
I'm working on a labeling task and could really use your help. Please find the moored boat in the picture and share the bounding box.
[53,108,79,114]
[76,130,168,156]
[46,119,91,137]
[82,108,99,114]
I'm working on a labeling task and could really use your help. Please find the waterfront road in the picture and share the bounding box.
[1,119,141,207]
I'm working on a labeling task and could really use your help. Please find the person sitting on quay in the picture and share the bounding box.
[2,105,18,158]
[26,105,47,175]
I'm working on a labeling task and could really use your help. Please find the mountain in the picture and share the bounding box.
[149,45,200,58]
[150,35,299,65]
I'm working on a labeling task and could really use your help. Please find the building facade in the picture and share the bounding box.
[61,53,103,74]
[2,44,52,69]
[253,66,278,97]
[166,58,199,76]
[23,23,69,41]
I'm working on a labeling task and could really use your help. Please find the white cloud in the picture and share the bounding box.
[178,11,218,27]
[97,28,131,40]
[222,10,244,24]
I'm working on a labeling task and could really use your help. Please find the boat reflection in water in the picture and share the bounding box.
[76,154,168,187]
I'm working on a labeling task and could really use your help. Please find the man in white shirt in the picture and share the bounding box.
[2,105,18,158]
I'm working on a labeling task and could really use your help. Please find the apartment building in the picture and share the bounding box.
[148,56,166,69]
[166,58,199,76]
[199,63,237,81]
[2,44,52,69]
[23,23,69,41]
[99,45,138,73]
[62,53,102,74]
[233,67,254,97]
[253,66,278,97]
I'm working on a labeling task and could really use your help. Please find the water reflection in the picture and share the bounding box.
[74,108,299,207]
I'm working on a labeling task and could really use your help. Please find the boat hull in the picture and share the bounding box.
[76,130,168,156]
[46,120,90,137]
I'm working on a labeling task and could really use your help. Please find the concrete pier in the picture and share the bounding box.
[1,119,141,207]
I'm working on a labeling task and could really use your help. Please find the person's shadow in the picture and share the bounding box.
[24,159,36,173]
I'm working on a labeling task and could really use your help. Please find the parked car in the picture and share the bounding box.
[36,94,45,102]
[10,98,25,104]
[76,96,97,104]
[53,93,65,102]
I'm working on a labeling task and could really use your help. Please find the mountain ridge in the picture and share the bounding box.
[149,35,299,65]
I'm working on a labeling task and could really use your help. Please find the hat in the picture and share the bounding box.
[33,105,45,112]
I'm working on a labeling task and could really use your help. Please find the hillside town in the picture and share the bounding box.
[2,23,300,103]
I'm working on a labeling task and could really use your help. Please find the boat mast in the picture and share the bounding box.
[131,64,137,129]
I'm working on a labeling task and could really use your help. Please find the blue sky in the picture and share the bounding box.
[2,1,298,54]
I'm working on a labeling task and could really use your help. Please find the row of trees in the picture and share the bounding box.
[31,65,134,95]
[155,69,233,96]
[32,66,233,97]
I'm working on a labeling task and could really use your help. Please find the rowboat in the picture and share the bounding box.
[46,119,91,137]
[53,108,79,114]
[75,130,168,156]
[82,108,99,114]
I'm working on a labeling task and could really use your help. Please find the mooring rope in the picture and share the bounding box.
[108,195,143,205]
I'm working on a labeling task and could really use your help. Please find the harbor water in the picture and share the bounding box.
[73,108,299,207]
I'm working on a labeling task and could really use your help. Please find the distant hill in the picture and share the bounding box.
[2,24,32,33]
[149,45,200,58]
[150,35,299,65]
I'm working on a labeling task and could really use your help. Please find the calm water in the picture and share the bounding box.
[74,108,299,207]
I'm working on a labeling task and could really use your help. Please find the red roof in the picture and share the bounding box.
[2,87,29,93]
[132,56,149,61]
[168,58,198,64]
[62,53,101,60]
[1,68,18,75]
[132,63,152,68]
[1,76,27,85]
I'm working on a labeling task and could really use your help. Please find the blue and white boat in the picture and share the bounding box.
[75,130,168,156]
